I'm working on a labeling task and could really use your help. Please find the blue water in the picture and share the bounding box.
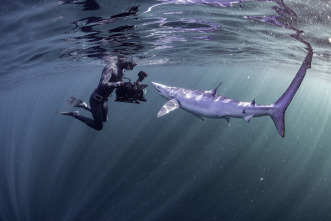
[1,0,331,220]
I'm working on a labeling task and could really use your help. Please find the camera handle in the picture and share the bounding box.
[123,77,131,82]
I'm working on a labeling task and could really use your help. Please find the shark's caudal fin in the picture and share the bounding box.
[269,109,285,137]
[269,49,313,137]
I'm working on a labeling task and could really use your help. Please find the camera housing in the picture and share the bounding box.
[115,71,148,104]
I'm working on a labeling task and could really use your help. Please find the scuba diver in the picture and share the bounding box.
[59,57,138,130]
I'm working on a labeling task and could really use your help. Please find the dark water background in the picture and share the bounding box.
[1,0,331,220]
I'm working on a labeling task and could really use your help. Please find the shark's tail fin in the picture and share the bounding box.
[269,105,286,137]
[268,49,313,137]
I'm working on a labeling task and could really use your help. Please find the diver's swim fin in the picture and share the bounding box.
[67,97,88,109]
[58,111,79,117]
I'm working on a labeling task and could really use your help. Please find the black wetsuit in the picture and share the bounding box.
[74,64,123,130]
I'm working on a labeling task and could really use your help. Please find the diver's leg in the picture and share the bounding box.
[64,99,103,130]
[82,105,92,112]
[102,100,108,122]
[73,114,102,130]
[88,98,104,130]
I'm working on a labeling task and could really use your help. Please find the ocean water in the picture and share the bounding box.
[1,0,331,220]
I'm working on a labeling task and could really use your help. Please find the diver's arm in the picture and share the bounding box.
[100,81,123,88]
[100,66,113,83]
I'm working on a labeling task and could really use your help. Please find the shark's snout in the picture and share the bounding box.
[151,82,171,100]
[151,82,163,92]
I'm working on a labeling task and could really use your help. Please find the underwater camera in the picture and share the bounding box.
[115,71,148,104]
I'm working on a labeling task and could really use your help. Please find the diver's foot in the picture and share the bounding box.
[67,97,88,108]
[79,102,88,109]
[58,111,79,117]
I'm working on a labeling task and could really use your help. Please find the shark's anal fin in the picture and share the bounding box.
[157,99,180,118]
[210,82,222,97]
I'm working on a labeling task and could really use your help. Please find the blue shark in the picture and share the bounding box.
[152,50,312,137]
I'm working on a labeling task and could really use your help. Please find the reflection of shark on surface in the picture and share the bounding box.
[152,49,313,137]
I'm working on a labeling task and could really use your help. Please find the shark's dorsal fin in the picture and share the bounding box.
[210,82,222,97]
[251,99,256,105]
[157,99,180,118]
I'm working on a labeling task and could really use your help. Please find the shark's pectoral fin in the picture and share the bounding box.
[157,99,180,118]
[244,115,254,123]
